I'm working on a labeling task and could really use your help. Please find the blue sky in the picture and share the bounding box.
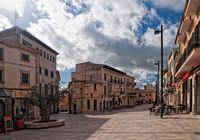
[0,0,185,88]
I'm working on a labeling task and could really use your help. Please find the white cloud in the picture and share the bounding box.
[142,23,178,48]
[0,0,25,14]
[0,0,183,87]
[151,0,185,12]
[26,0,150,70]
[0,14,12,31]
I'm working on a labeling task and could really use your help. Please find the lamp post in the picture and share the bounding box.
[154,25,164,118]
[154,60,159,105]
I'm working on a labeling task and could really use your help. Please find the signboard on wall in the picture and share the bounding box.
[4,116,13,133]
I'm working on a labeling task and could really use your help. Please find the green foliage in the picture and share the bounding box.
[27,83,67,122]
[5,120,13,128]
[14,114,24,120]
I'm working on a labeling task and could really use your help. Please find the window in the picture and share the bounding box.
[94,84,97,90]
[45,84,48,94]
[47,53,49,60]
[51,85,54,94]
[21,53,29,61]
[40,50,43,56]
[104,86,107,95]
[21,72,29,84]
[50,55,52,61]
[39,83,42,91]
[104,73,107,81]
[108,84,112,92]
[0,48,3,60]
[0,70,3,81]
[22,39,32,47]
[51,71,54,78]
[44,51,46,59]
[39,67,42,74]
[111,75,113,82]
[45,69,48,76]
[87,100,90,110]
[53,57,55,63]
[114,77,116,83]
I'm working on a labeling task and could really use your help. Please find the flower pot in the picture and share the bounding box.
[15,119,24,130]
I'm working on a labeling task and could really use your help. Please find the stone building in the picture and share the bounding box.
[133,88,146,105]
[0,26,59,119]
[68,62,136,113]
[175,0,200,114]
[144,84,156,104]
[163,49,179,106]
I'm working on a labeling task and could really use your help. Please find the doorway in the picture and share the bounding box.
[0,100,4,120]
[93,99,97,111]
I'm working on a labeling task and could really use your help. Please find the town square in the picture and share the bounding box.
[0,0,200,139]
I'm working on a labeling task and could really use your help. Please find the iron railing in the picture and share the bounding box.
[176,42,200,72]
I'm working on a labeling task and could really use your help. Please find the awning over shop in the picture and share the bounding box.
[175,48,200,78]
[182,71,190,81]
[0,89,9,98]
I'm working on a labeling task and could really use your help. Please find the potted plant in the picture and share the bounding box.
[14,114,24,130]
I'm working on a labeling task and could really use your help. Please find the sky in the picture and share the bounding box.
[0,0,186,88]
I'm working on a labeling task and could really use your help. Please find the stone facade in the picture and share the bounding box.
[0,26,59,119]
[174,0,200,115]
[144,84,156,104]
[69,62,136,113]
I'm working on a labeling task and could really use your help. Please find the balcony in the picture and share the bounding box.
[175,43,200,78]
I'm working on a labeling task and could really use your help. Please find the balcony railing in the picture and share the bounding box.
[176,43,200,73]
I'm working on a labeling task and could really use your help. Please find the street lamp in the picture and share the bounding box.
[154,25,164,118]
[154,60,159,105]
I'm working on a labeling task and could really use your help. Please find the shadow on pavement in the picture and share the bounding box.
[0,114,110,140]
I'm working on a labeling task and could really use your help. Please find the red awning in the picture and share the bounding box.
[182,72,190,81]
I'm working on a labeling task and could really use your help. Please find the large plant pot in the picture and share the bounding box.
[15,119,24,130]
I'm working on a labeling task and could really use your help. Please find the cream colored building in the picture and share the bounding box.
[144,84,156,104]
[0,26,59,119]
[175,0,200,114]
[133,88,146,105]
[69,62,136,113]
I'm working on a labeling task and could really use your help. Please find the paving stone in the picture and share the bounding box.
[0,104,199,140]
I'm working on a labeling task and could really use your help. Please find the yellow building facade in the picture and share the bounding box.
[0,26,59,119]
[69,62,136,113]
[175,0,200,114]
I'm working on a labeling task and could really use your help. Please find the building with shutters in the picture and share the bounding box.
[0,26,59,119]
[68,62,136,113]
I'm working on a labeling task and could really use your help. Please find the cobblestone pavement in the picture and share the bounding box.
[1,104,200,140]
